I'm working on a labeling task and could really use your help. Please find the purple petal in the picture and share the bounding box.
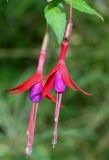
[29,83,42,103]
[54,71,66,93]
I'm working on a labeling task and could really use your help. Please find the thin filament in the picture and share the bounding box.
[25,103,38,156]
[52,93,62,148]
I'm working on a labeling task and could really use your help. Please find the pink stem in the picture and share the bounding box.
[52,93,62,148]
[64,0,73,40]
[37,32,49,73]
[25,103,38,156]
[37,52,46,73]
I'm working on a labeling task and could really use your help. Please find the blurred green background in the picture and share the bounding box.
[0,0,109,159]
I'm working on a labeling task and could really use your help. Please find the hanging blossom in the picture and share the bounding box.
[43,19,92,147]
[5,31,56,156]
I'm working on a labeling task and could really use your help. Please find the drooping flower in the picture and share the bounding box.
[43,25,92,148]
[5,32,56,156]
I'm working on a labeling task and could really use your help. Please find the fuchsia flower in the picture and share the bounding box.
[6,32,56,156]
[43,24,92,148]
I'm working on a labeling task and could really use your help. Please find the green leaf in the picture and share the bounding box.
[64,0,104,21]
[45,6,66,44]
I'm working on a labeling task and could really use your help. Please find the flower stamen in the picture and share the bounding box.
[25,103,38,156]
[52,93,62,148]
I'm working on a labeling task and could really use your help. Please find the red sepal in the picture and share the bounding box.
[46,63,59,79]
[61,64,92,96]
[68,74,92,96]
[43,74,55,97]
[5,72,43,95]
[46,93,56,104]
